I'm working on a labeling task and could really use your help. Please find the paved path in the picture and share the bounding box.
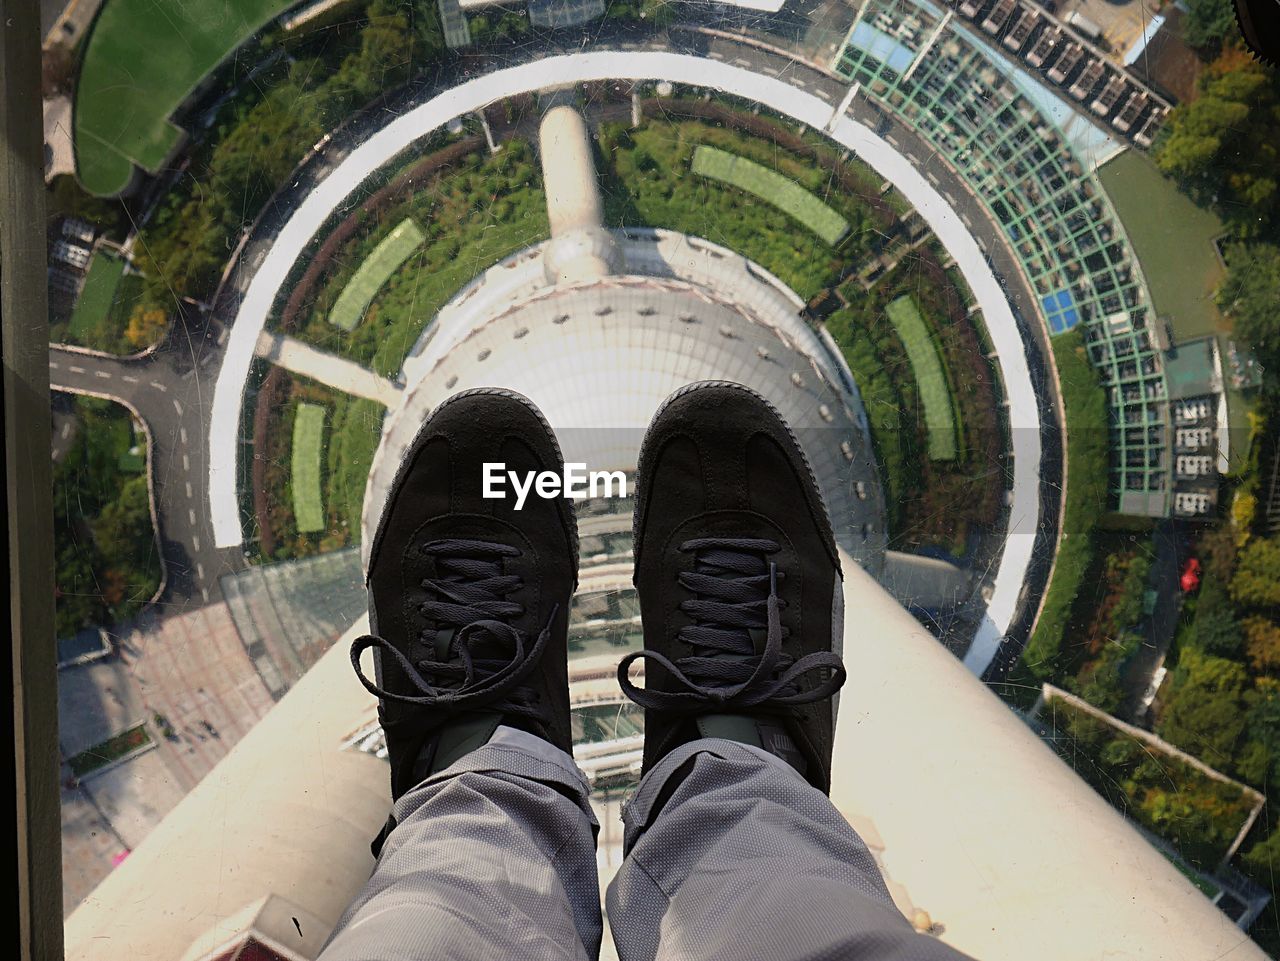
[1123,519,1183,720]
[57,600,274,915]
[254,331,401,407]
[50,404,78,462]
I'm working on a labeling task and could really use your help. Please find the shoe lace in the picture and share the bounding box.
[617,537,845,713]
[350,538,557,731]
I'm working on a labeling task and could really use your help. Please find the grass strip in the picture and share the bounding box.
[329,219,426,332]
[691,145,849,246]
[68,251,126,342]
[886,295,957,461]
[291,402,327,533]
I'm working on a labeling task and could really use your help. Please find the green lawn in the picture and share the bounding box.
[329,219,427,332]
[68,251,126,343]
[291,403,326,534]
[691,146,850,246]
[74,0,295,195]
[1224,377,1257,476]
[1099,150,1226,343]
[886,295,956,461]
[599,121,875,301]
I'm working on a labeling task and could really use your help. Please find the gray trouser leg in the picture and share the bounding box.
[605,738,973,961]
[319,726,602,961]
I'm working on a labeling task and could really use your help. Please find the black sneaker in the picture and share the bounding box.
[619,381,846,793]
[352,388,578,820]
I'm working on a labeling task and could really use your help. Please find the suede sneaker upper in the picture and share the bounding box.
[620,381,846,793]
[353,389,578,816]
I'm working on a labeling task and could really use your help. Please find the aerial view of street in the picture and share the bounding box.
[25,0,1280,955]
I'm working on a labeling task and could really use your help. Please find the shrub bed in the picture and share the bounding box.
[53,394,161,636]
[1019,329,1110,679]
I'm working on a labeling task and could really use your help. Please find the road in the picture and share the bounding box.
[49,314,246,607]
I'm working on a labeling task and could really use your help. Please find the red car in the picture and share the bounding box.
[1180,557,1202,594]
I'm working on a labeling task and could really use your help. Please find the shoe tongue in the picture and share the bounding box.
[413,711,503,783]
[697,714,808,779]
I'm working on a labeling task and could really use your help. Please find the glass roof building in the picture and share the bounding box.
[833,0,1173,514]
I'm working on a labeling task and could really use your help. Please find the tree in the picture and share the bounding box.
[1106,553,1152,635]
[1218,244,1280,382]
[1192,595,1244,658]
[53,542,98,638]
[1243,680,1280,785]
[1071,635,1136,714]
[1182,0,1239,51]
[1158,648,1250,767]
[92,477,152,560]
[46,174,122,230]
[1232,537,1280,607]
[1243,615,1280,673]
[135,4,431,305]
[1156,50,1279,236]
[1242,827,1280,885]
[332,5,412,105]
[1237,685,1280,789]
[409,0,445,57]
[124,305,169,349]
[1190,547,1244,658]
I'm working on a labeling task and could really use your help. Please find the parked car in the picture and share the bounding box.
[1180,557,1202,593]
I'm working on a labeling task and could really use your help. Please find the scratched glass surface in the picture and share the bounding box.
[42,0,1278,954]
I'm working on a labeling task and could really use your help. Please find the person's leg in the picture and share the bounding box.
[612,382,971,960]
[321,726,601,961]
[606,736,970,961]
[324,389,598,960]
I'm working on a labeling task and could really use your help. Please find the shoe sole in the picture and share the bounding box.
[632,379,839,568]
[366,386,581,588]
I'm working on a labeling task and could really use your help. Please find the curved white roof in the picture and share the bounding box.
[364,232,887,572]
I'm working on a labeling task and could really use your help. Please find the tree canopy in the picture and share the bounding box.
[1158,647,1251,767]
[1182,0,1240,51]
[1232,537,1280,608]
[1218,243,1280,384]
[1156,50,1279,238]
[134,0,444,311]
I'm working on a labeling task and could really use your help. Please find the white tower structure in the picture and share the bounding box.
[369,99,888,579]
